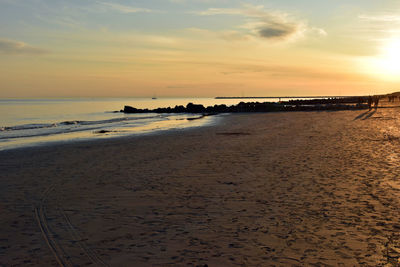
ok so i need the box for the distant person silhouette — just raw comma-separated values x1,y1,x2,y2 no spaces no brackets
374,96,379,110
368,96,373,111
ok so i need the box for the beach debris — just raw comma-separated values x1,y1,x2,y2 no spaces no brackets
216,132,251,136
94,130,114,134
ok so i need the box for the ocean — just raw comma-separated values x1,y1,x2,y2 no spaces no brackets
0,97,283,151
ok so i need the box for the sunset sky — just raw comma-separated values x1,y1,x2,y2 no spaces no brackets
1,0,400,97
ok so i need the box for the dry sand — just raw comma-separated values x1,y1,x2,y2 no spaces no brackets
1,108,400,266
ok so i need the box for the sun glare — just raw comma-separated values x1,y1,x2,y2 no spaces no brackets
368,36,400,80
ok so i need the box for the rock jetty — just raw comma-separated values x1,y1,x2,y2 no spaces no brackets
121,97,369,114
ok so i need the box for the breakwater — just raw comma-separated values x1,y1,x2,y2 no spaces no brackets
122,97,368,114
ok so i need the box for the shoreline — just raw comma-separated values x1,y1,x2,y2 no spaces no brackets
0,112,222,152
2,110,400,265
5,103,400,153
0,120,216,154
3,97,399,152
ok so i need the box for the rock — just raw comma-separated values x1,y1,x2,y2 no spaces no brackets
121,98,369,114
186,103,206,113
173,105,186,113
123,105,138,113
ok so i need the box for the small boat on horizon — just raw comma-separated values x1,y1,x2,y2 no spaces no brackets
152,97,157,100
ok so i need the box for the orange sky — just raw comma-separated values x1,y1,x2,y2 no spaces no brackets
1,1,400,97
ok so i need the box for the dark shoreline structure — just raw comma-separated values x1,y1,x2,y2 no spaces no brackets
122,96,371,114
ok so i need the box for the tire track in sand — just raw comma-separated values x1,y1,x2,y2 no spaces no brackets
34,184,73,267
58,205,109,266
35,182,108,266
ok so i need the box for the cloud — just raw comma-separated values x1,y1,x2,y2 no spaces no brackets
35,14,82,28
241,15,306,41
197,7,243,16
195,4,325,41
0,39,48,55
257,22,298,39
356,13,400,38
97,2,153,13
358,14,400,22
220,30,250,41
219,63,366,81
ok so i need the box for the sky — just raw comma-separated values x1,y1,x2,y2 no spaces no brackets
1,0,400,97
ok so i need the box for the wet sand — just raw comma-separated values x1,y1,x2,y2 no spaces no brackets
1,108,400,266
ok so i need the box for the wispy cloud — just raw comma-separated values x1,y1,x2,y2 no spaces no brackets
195,4,326,41
97,2,154,13
197,7,243,16
0,39,48,55
358,14,400,22
220,30,250,41
35,14,82,28
356,13,400,38
219,63,366,81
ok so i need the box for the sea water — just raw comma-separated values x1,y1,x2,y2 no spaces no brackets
0,97,283,151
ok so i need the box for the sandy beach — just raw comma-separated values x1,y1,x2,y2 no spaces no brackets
1,108,400,266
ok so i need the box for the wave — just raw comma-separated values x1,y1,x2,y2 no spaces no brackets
0,114,171,141
1,123,57,131
0,115,163,132
0,112,209,147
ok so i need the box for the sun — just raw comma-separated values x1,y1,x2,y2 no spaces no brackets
378,37,400,74
368,36,400,80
